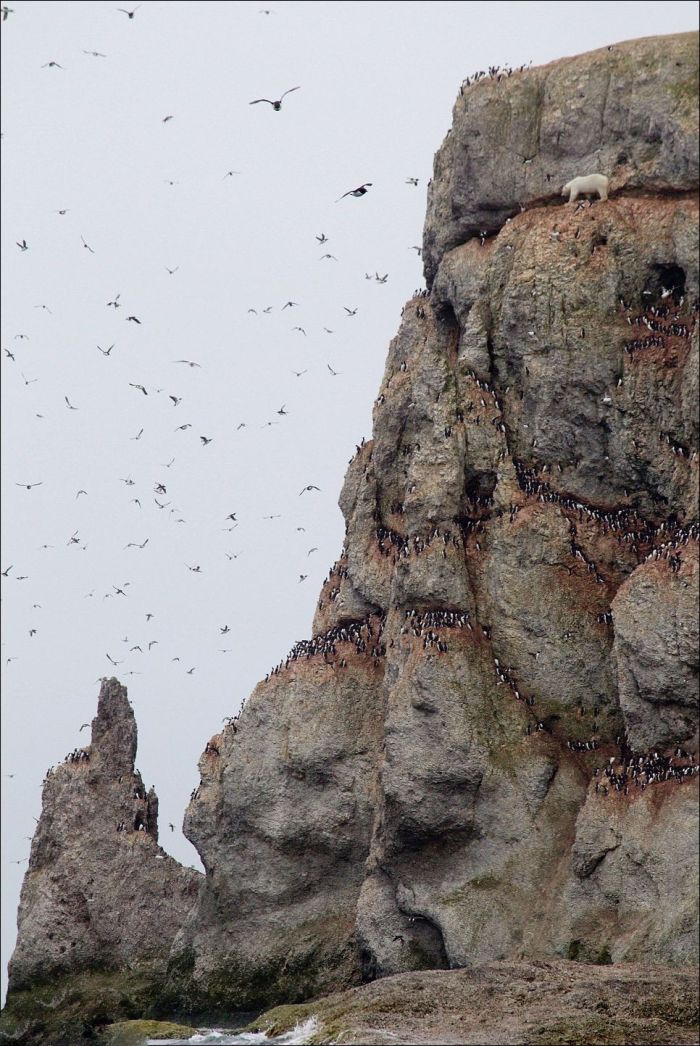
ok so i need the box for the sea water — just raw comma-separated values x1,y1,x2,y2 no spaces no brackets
148,1016,319,1045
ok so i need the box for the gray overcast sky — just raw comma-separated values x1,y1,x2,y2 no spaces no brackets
2,0,698,999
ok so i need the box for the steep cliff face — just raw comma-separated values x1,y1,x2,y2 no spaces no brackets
7,679,201,994
5,31,699,1035
163,31,699,1015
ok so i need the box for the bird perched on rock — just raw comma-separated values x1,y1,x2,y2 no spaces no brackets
336,183,372,202
249,86,300,111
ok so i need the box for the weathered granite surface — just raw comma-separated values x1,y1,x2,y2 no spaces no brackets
3,30,699,1041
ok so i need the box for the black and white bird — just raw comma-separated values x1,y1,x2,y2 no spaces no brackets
299,485,321,495
117,5,141,18
97,344,114,356
16,240,28,251
16,482,43,490
336,183,372,202
249,86,300,111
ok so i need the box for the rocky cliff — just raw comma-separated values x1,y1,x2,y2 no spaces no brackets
160,30,699,1017
4,29,699,1041
2,680,200,1042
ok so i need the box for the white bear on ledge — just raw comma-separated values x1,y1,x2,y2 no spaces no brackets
562,173,609,202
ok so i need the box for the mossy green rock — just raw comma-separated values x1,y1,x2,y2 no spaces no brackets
101,1020,198,1046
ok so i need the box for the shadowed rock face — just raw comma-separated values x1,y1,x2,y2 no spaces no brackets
5,32,698,1032
7,679,201,994
164,31,699,1014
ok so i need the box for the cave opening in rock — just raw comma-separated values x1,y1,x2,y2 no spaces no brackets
643,263,686,303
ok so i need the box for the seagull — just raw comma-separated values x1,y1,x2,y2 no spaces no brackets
76,490,88,498
276,405,287,415
405,177,419,186
175,423,192,431
200,435,213,445
124,538,149,549
83,50,107,57
81,235,95,254
291,370,307,378
307,547,318,555
106,653,122,666
282,301,299,309
126,315,141,324
129,383,148,395
220,625,230,634
298,575,308,583
292,326,306,335
299,485,320,495
409,245,422,256
1,566,12,576
148,640,158,649
117,5,141,18
249,86,300,111
375,273,388,283
42,61,64,69
130,428,144,440
16,240,28,251
21,373,38,385
236,422,247,430
327,364,341,376
174,359,201,367
169,395,181,406
64,396,78,410
79,723,90,732
336,183,372,202
34,304,53,313
319,254,338,261
2,7,14,20
223,170,240,178
162,115,174,123
186,667,196,674
107,294,121,308
4,349,15,361
225,512,237,521
344,307,357,316
165,266,179,275
16,482,42,490
316,233,328,244
97,344,115,356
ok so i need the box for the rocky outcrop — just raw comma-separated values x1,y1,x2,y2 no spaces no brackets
249,959,700,1045
162,31,699,1016
4,30,699,1037
7,679,200,994
422,31,699,283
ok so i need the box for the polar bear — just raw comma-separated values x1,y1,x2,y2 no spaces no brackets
562,173,609,203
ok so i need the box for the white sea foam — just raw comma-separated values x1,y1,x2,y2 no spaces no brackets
148,1015,319,1046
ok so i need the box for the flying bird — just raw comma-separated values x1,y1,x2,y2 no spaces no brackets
83,50,107,57
21,373,38,385
319,254,338,261
316,233,328,244
126,315,141,324
344,307,358,316
42,61,64,69
2,7,14,20
162,115,174,123
16,482,43,490
299,485,320,495
107,294,121,308
4,349,15,361
79,723,90,731
165,266,179,275
291,370,307,378
282,301,299,310
249,86,300,111
327,364,341,376
81,235,95,254
129,383,148,395
117,5,141,17
64,396,78,410
336,183,372,202
200,435,213,445
97,344,114,356
174,359,201,367
405,177,419,186
106,653,122,666
130,428,144,440
16,240,28,251
76,490,88,498
169,395,181,406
